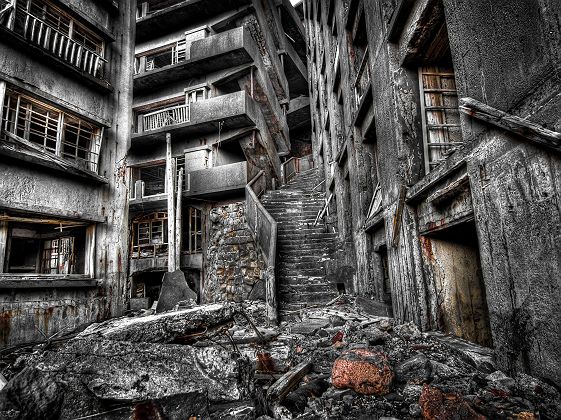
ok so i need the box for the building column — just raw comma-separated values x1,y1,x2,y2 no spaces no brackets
0,221,8,273
166,133,176,272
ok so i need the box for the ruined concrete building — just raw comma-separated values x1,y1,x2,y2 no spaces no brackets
302,0,561,387
0,0,560,392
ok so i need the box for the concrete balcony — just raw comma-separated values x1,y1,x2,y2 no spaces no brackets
134,27,256,92
129,253,203,275
136,0,251,43
129,161,248,210
185,161,247,199
131,91,258,146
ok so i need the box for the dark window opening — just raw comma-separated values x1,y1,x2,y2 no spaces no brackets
5,222,87,275
131,164,166,197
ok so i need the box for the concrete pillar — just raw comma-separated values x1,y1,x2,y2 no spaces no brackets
0,221,7,273
166,133,176,272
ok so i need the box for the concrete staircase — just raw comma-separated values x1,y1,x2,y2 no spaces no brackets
261,168,339,314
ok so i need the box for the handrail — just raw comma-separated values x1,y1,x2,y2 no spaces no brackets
245,171,278,324
280,154,314,185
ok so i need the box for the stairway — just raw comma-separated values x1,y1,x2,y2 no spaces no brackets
261,168,340,314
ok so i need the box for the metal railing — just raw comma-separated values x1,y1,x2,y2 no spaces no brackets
280,154,315,185
245,171,278,324
9,7,107,80
142,103,190,132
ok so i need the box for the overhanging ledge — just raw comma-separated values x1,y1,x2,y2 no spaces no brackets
0,275,100,289
459,97,561,154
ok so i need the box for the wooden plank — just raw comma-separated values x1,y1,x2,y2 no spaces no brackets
459,97,561,153
267,359,312,402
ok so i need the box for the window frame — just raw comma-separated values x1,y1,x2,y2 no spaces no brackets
1,87,103,173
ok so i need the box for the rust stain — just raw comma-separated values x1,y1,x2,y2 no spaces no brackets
256,351,276,373
43,307,55,337
420,236,435,263
0,311,13,347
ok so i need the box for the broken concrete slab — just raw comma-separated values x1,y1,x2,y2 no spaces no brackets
156,270,198,313
79,303,235,343
1,338,250,419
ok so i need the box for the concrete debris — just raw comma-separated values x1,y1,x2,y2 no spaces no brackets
79,302,235,343
155,270,198,313
1,297,560,419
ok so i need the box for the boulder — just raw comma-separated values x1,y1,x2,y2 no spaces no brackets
331,348,394,395
79,303,235,343
395,353,432,384
418,384,485,420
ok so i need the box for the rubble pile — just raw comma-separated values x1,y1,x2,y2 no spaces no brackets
0,297,560,419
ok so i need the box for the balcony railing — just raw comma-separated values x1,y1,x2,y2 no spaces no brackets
4,4,107,80
142,103,190,132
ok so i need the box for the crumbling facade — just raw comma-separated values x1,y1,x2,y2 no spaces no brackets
302,0,561,386
0,0,134,347
127,0,310,314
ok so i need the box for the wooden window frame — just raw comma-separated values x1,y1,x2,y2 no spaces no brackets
1,87,103,173
418,66,463,173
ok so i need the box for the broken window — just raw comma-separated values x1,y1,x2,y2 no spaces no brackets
9,0,106,79
350,8,369,109
134,27,209,74
187,207,202,254
131,212,168,258
419,66,462,172
185,86,210,103
130,163,166,197
2,220,89,275
1,88,103,172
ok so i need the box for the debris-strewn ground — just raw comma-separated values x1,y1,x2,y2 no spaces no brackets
0,297,559,419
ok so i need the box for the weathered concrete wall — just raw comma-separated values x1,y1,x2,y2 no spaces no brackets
203,202,266,303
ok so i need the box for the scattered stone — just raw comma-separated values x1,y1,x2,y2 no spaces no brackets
289,319,329,335
332,348,394,395
395,353,432,384
156,270,197,313
361,327,390,346
393,322,422,340
418,384,485,420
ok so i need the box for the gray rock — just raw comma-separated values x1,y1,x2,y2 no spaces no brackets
355,296,393,317
361,327,390,345
156,270,197,313
393,322,421,340
395,353,432,384
485,371,516,390
289,319,330,335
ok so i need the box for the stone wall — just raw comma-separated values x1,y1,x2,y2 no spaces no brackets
203,202,266,303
